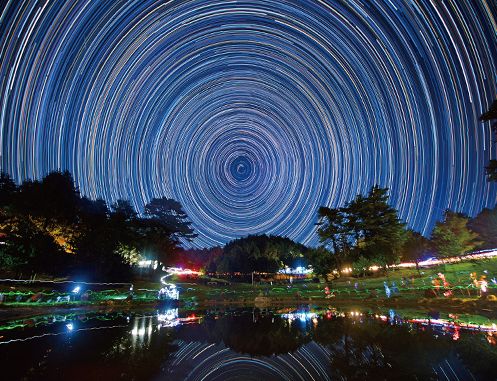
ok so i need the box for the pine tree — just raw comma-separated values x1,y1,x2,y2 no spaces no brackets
431,211,480,258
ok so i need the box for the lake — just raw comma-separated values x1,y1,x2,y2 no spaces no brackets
0,306,496,380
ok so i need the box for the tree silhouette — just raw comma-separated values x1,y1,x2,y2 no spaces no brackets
468,205,497,249
431,210,480,258
314,186,406,277
0,171,197,279
215,234,307,273
401,229,432,273
316,206,350,269
480,100,497,180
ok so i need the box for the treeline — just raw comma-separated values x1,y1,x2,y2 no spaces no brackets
312,186,405,278
1,171,495,281
0,171,195,280
165,186,495,279
217,235,308,273
172,235,308,274
312,185,494,280
306,98,497,279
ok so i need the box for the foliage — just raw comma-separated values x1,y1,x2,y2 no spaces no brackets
316,206,350,268
346,186,406,263
352,256,374,277
143,198,196,242
72,197,132,280
115,244,141,265
307,247,337,281
139,197,197,265
0,171,196,280
0,212,69,274
214,234,307,273
431,210,480,258
480,99,497,181
315,186,406,277
467,205,497,249
400,229,431,264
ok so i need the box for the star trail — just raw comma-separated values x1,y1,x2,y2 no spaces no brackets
0,0,496,247
167,340,332,381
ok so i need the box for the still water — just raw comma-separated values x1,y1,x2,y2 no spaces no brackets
0,307,496,381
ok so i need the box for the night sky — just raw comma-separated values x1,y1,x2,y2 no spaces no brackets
1,0,496,248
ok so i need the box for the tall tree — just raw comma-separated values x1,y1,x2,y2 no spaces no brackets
431,211,480,258
0,172,75,274
74,197,132,280
0,212,68,275
111,199,137,222
316,207,351,269
468,205,497,249
480,100,497,180
140,197,197,264
110,199,141,264
401,229,431,273
316,186,406,275
348,186,406,265
144,198,196,241
16,171,80,253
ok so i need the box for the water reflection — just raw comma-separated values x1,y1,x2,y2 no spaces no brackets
0,307,496,380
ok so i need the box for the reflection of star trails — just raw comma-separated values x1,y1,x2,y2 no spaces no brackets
192,343,215,359
168,341,332,381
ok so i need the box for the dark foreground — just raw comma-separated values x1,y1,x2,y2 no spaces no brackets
0,306,496,381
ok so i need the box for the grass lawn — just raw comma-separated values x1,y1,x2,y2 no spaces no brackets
168,258,497,303
1,258,496,309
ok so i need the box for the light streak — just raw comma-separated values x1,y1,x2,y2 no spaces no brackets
0,1,495,248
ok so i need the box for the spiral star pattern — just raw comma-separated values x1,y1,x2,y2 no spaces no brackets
167,340,332,381
1,0,496,247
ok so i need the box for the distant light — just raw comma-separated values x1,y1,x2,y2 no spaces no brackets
137,259,159,269
278,266,313,275
282,312,317,321
66,323,74,331
72,286,81,294
165,267,203,276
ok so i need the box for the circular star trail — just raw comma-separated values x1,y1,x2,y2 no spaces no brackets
1,0,497,247
168,340,332,381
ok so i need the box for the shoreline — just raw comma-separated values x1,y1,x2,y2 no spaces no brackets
1,296,496,322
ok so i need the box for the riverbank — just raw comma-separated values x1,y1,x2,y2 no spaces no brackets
2,257,496,322
1,293,496,323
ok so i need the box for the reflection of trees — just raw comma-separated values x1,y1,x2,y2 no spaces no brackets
195,314,311,356
16,318,176,380
314,317,452,380
103,322,177,379
456,334,497,380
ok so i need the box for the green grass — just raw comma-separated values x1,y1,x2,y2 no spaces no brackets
167,258,497,302
2,258,496,307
